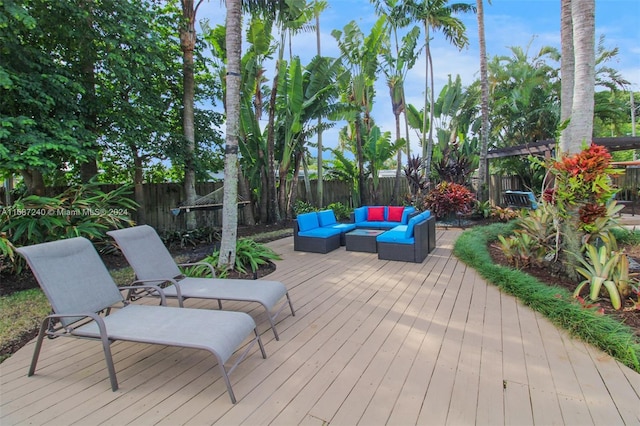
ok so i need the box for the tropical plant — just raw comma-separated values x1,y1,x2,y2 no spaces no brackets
403,155,429,205
423,181,475,219
188,238,282,277
1,183,137,272
326,202,351,221
572,244,622,310
402,0,476,182
374,0,421,203
496,232,541,269
490,205,519,222
332,17,387,206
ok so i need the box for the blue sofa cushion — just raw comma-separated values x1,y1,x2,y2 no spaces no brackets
401,206,416,224
362,221,398,229
376,226,413,245
354,207,367,223
317,209,337,227
330,223,356,232
405,210,431,239
298,227,342,238
297,212,319,232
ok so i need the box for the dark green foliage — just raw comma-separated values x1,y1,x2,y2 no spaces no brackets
1,183,137,272
187,238,282,277
453,223,640,373
160,227,221,250
326,202,351,221
293,200,316,215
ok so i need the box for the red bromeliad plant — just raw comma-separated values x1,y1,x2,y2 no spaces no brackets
545,143,621,231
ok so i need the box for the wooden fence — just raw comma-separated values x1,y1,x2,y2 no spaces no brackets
3,169,639,232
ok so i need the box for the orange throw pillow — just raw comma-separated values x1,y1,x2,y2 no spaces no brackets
387,206,404,222
367,206,385,221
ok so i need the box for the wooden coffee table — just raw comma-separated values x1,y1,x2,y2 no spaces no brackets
345,229,385,253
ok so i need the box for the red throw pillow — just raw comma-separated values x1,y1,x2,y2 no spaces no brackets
387,206,404,222
367,206,385,221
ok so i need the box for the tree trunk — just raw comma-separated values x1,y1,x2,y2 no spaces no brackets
238,167,255,226
132,152,146,225
180,0,199,230
315,6,324,209
20,169,45,196
559,0,575,153
476,0,490,202
265,39,285,224
287,151,303,220
79,0,99,183
392,108,402,205
355,114,366,206
218,0,242,270
566,0,595,154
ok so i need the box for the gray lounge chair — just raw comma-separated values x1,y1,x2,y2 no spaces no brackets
107,225,295,340
17,237,266,404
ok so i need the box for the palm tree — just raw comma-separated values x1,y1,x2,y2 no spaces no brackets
179,0,205,230
374,0,421,204
314,0,327,209
561,0,596,155
404,0,475,184
332,17,386,206
476,0,489,202
264,0,314,224
217,0,243,270
560,0,574,149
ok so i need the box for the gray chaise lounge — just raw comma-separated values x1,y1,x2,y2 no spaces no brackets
17,237,266,404
108,225,295,340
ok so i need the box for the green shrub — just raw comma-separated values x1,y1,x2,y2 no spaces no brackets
185,238,282,278
293,200,315,215
326,202,351,221
1,183,137,272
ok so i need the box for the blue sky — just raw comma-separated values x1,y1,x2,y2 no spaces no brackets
199,0,640,157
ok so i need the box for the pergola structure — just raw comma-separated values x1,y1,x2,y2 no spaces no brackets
486,136,640,159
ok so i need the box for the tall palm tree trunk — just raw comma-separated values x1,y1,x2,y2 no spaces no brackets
218,0,242,269
560,0,574,152
476,0,490,202
180,0,202,230
567,0,595,154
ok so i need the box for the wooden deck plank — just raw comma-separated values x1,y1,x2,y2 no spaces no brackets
517,302,565,425
1,230,639,426
475,274,506,425
446,267,486,425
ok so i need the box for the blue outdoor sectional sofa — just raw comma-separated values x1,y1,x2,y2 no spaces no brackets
293,210,356,253
294,206,436,262
375,210,436,263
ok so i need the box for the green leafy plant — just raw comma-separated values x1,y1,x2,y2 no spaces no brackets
490,205,520,222
423,181,475,219
515,203,559,260
496,232,543,269
1,183,137,272
187,238,282,277
473,200,493,219
293,200,316,215
0,232,16,274
326,202,351,221
572,244,623,310
160,227,220,249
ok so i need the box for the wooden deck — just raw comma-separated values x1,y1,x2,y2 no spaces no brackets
1,229,639,425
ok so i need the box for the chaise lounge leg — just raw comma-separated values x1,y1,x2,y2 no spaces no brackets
28,318,49,377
